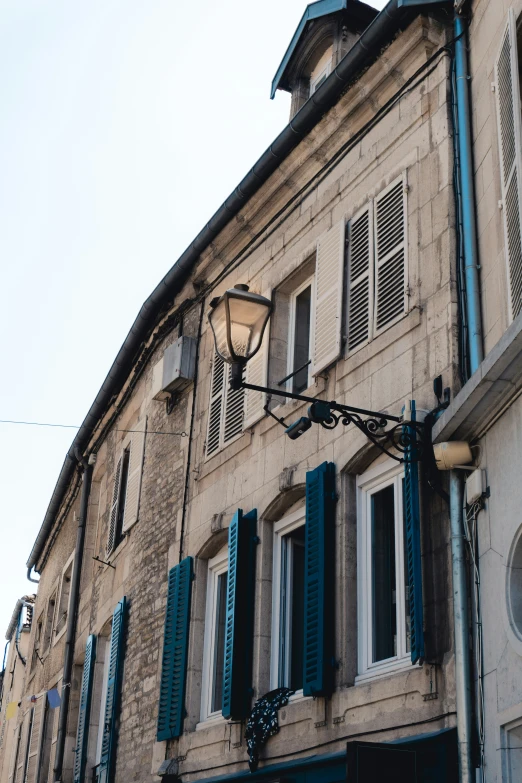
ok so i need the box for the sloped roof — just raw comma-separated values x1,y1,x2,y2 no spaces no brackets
270,0,378,99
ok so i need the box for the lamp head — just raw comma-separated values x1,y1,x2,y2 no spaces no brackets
209,284,272,364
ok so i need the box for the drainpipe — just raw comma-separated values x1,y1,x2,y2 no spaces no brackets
454,12,484,375
449,471,473,783
53,453,95,782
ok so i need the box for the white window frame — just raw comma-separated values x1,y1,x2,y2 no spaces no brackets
356,459,411,682
199,547,229,724
310,60,331,95
286,276,315,393
501,714,522,782
53,550,75,645
270,505,306,697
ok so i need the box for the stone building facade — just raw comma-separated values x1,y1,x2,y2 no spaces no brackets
5,0,522,782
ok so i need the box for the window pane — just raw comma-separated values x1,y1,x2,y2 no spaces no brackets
292,286,311,393
211,572,228,713
371,485,396,662
280,526,305,690
116,448,130,545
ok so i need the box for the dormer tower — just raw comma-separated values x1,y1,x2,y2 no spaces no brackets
271,0,379,119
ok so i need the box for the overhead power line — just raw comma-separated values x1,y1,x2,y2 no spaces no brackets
0,419,187,437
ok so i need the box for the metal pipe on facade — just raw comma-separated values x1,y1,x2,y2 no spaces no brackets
454,13,484,375
53,456,94,783
449,471,473,783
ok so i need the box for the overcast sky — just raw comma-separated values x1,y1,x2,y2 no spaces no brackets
0,0,386,644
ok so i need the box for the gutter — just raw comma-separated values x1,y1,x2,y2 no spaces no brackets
26,0,441,574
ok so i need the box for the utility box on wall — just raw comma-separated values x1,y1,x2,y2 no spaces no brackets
152,336,197,401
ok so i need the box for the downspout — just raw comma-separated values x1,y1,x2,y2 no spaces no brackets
454,11,484,375
27,567,39,584
449,472,473,783
53,453,94,783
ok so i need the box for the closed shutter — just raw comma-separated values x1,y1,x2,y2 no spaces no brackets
16,709,32,783
311,221,345,375
25,699,43,783
8,724,22,783
374,177,407,334
73,635,97,783
244,290,271,430
157,558,193,741
222,509,257,720
106,456,123,557
206,354,225,457
495,10,522,321
122,418,147,533
347,204,373,351
303,462,336,697
98,598,127,783
403,401,424,664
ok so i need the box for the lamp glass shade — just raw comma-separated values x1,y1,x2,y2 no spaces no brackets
209,287,272,363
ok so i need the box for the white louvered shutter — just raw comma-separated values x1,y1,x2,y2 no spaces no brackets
495,10,522,321
374,177,407,334
122,417,147,533
311,220,346,375
106,456,122,557
223,364,245,444
15,711,30,783
244,289,271,429
25,699,43,783
206,353,225,457
347,203,373,351
7,725,21,783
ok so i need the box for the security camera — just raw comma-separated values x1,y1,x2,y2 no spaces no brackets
285,417,312,440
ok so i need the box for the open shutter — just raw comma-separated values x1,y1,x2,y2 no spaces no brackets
206,354,225,457
106,457,123,557
73,635,97,783
403,401,424,664
311,220,345,376
157,558,193,741
244,290,271,429
8,724,22,783
98,598,127,783
223,365,245,444
122,418,147,533
25,699,43,783
17,709,33,783
222,509,257,720
347,203,373,351
374,177,407,334
304,462,336,697
495,10,522,321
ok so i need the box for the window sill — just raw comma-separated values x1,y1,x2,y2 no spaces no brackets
195,714,227,731
355,657,419,684
101,534,128,570
198,431,252,481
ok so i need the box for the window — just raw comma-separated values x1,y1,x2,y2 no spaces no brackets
54,553,74,640
502,718,522,782
357,461,411,679
271,505,306,693
200,548,228,721
37,700,53,783
347,176,407,352
106,418,146,557
287,278,314,394
31,615,43,671
309,46,333,96
42,592,57,654
205,353,245,458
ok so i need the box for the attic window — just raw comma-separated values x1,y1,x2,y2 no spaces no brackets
309,46,333,96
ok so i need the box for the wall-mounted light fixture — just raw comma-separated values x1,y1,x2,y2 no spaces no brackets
209,284,428,462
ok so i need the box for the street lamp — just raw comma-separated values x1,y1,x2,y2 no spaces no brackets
208,284,440,461
209,284,272,389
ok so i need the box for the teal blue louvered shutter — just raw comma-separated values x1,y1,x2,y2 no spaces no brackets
98,597,127,783
73,634,97,783
157,557,193,741
304,462,336,697
403,400,424,664
222,509,257,720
